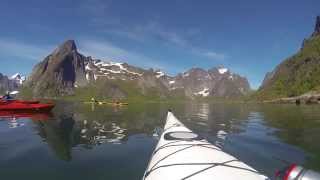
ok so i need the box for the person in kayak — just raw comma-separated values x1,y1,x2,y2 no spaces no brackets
91,97,98,103
1,91,14,101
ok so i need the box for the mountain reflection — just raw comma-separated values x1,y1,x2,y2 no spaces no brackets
34,115,76,161
31,102,167,161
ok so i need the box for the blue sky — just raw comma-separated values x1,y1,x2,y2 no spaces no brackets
0,0,319,89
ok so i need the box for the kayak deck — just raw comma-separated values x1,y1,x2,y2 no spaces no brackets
143,111,269,180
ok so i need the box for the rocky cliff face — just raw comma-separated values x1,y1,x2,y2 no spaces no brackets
25,40,88,97
25,40,251,99
258,16,320,99
312,16,320,37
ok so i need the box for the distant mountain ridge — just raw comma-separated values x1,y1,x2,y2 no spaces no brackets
258,16,320,99
0,73,24,93
23,40,251,99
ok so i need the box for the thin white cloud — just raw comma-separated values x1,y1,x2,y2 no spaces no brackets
201,51,226,61
102,21,227,61
143,22,189,47
78,0,227,61
103,22,189,47
0,38,52,60
78,0,111,17
78,0,119,27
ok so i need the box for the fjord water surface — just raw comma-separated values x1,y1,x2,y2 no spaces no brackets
0,101,319,179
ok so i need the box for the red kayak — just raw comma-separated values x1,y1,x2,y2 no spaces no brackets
0,101,54,112
0,100,40,104
14,100,40,104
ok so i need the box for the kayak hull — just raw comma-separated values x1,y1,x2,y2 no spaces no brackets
0,102,54,112
143,111,269,180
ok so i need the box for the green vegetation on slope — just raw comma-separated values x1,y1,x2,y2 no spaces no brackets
256,35,320,100
20,81,250,103
42,79,186,103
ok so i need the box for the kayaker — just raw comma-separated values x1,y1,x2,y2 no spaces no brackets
91,97,98,103
2,91,13,101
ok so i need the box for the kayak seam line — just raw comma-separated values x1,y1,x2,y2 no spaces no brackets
145,161,236,179
152,140,183,155
182,163,265,179
145,160,242,180
153,143,221,156
163,124,182,132
144,139,183,172
146,145,195,177
181,160,239,180
146,143,226,178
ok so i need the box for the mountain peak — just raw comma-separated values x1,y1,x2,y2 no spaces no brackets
61,39,77,51
312,16,320,37
53,40,77,55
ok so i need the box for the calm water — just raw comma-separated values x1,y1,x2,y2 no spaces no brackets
0,102,320,179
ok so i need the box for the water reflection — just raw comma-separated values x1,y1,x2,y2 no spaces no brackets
0,111,52,121
0,111,52,129
26,102,167,161
259,104,320,171
1,102,319,179
34,115,75,161
8,117,25,128
79,120,127,145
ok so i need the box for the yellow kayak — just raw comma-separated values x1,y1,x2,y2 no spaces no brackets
107,102,129,106
84,101,128,106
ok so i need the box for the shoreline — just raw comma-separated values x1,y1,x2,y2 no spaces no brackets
263,92,320,104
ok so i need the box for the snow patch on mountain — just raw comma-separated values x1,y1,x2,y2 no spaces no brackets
218,68,228,74
10,73,20,80
183,72,189,77
156,71,165,78
194,88,210,97
10,73,26,84
92,60,143,77
85,64,92,71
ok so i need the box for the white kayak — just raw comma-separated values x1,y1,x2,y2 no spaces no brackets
143,110,269,180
